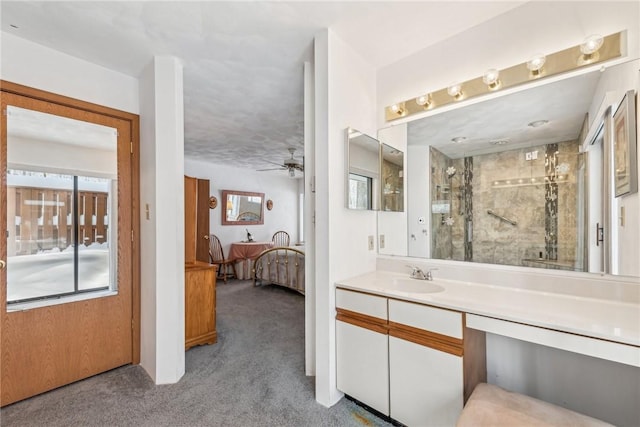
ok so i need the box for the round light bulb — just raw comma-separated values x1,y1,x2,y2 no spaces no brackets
482,69,500,89
581,34,604,55
526,54,546,73
447,84,462,99
416,94,432,107
391,104,400,112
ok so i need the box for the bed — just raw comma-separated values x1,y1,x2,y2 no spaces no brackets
253,246,305,294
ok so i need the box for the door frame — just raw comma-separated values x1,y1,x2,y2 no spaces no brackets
0,80,141,363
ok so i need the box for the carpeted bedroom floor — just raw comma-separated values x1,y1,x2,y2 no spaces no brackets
0,280,392,427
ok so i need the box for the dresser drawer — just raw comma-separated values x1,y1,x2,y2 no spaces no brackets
336,288,387,319
389,299,462,339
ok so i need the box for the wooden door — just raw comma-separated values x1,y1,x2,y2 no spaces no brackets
184,176,210,264
0,86,139,406
196,179,210,263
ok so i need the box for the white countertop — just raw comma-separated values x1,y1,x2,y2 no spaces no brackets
336,270,640,347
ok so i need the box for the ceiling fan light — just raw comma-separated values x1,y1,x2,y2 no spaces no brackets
289,168,295,177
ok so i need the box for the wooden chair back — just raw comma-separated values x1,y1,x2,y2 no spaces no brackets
272,230,290,246
209,234,226,263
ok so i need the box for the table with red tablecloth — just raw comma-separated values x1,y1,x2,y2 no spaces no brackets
228,241,274,279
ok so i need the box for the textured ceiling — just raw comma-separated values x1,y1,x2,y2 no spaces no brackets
408,70,603,158
0,1,524,174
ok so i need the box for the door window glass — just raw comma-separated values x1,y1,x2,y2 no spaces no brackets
6,106,117,304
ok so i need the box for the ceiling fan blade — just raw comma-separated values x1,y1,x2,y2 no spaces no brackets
257,167,286,171
263,160,285,167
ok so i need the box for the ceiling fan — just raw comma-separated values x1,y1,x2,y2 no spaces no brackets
257,147,304,177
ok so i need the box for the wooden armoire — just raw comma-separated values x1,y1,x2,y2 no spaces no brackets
184,175,217,350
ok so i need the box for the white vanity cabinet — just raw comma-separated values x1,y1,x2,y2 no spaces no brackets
336,288,486,426
335,289,390,415
388,300,465,426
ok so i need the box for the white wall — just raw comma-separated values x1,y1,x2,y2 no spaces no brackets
314,28,378,407
183,159,300,253
373,2,640,423
0,32,138,114
406,144,431,258
139,56,185,384
303,60,316,377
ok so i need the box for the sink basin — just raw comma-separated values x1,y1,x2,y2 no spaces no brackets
386,279,445,294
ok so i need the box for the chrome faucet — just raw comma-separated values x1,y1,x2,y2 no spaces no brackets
408,266,437,281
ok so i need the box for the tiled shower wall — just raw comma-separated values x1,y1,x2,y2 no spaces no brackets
431,141,580,269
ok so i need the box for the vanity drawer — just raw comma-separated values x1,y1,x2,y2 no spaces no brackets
336,288,387,319
389,299,462,339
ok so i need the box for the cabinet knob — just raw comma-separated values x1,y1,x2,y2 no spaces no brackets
203,235,209,240
0,260,5,270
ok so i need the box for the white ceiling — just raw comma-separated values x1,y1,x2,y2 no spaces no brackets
0,1,525,173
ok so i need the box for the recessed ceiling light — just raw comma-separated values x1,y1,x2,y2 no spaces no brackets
528,119,549,128
491,140,509,145
451,136,467,143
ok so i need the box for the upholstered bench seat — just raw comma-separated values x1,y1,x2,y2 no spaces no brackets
456,383,613,427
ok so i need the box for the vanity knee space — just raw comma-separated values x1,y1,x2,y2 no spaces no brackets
335,288,486,426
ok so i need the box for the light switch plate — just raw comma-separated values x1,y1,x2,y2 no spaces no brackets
379,234,385,249
368,235,374,250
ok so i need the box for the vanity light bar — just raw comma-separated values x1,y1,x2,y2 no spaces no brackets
385,31,624,122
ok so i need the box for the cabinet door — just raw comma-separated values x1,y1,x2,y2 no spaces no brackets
390,336,463,426
185,265,217,349
337,320,389,416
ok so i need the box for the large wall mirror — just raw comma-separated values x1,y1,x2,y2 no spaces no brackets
221,190,264,225
383,58,639,277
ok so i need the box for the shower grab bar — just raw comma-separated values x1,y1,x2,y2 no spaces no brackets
487,210,517,226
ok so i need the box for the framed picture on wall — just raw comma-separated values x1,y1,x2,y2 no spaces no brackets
613,90,638,197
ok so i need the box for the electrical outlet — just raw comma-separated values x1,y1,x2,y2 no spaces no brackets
525,152,532,161
368,235,374,251
531,150,538,160
379,234,385,249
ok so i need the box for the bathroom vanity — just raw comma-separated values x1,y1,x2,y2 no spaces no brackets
335,270,640,426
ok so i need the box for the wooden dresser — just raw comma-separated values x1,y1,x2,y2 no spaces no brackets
184,176,217,350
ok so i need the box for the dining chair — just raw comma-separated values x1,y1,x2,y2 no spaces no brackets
209,234,237,282
272,230,290,246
